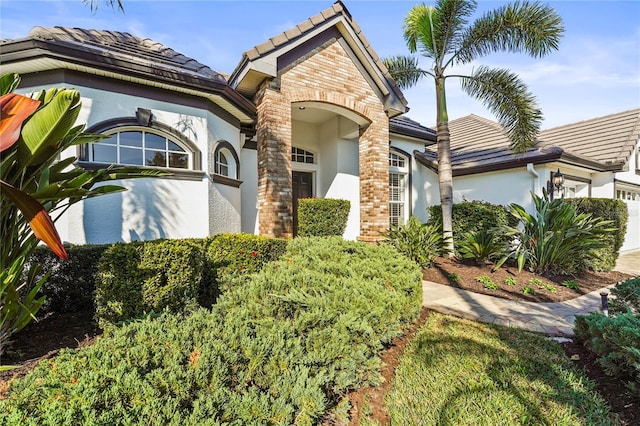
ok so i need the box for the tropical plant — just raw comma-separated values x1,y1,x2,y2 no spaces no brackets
384,0,564,254
0,73,160,357
496,190,614,274
457,228,505,264
380,215,449,268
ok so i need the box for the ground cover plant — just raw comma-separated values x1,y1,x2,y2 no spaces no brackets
385,313,616,425
0,237,422,425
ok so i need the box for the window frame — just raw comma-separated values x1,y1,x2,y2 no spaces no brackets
211,140,241,187
389,148,411,227
79,117,204,181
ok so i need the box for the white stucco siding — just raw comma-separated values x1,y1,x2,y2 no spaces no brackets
16,82,250,243
62,177,209,244
454,169,536,213
209,183,241,235
240,147,259,234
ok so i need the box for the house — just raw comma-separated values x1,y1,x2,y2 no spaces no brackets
0,1,435,244
1,1,638,252
415,110,640,251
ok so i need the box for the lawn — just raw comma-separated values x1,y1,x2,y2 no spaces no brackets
383,313,616,426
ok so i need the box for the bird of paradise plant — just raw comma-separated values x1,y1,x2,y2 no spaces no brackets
0,73,163,362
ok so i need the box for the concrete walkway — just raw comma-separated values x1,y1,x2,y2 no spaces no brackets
422,250,639,337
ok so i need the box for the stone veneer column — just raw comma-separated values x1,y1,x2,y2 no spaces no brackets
255,81,293,238
358,119,389,242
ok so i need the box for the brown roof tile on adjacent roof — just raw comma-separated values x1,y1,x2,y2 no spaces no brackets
538,108,640,166
415,111,639,175
390,116,436,142
26,26,228,83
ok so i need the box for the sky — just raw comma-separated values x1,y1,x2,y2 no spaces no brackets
1,0,639,129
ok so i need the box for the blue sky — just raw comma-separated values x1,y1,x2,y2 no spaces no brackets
1,0,639,129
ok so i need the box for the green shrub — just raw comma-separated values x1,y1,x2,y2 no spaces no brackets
496,191,613,274
476,275,499,290
458,228,506,264
609,276,640,315
0,237,422,425
297,198,350,237
566,198,628,271
26,244,110,314
95,239,205,326
574,312,640,393
203,233,288,300
427,200,517,252
380,216,448,268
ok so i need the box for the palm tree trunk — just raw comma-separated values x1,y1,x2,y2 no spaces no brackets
435,76,455,256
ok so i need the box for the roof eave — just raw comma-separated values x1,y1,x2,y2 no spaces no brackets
1,38,257,122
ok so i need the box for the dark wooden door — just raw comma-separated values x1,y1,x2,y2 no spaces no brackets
292,171,313,236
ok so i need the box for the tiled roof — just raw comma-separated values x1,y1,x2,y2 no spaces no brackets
538,108,640,166
414,111,639,175
26,26,227,83
390,115,436,143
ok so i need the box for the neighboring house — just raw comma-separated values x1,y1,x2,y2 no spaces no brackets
415,110,640,251
1,1,638,252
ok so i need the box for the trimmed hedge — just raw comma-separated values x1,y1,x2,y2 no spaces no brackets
427,200,517,252
94,235,288,326
0,237,423,425
95,239,205,327
25,244,109,314
297,198,350,237
565,198,628,271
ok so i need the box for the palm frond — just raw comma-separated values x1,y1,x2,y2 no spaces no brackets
382,55,426,89
460,66,542,153
434,0,477,60
455,1,564,64
403,3,438,58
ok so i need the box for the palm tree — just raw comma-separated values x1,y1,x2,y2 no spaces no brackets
384,0,563,254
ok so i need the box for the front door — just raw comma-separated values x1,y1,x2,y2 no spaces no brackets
292,171,313,236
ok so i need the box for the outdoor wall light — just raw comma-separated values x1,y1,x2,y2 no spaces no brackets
547,168,565,200
298,106,306,110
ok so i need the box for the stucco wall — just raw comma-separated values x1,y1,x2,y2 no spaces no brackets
16,83,242,244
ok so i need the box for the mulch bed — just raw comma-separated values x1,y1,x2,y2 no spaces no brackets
422,256,633,303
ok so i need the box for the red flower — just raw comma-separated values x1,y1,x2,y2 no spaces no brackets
251,251,257,258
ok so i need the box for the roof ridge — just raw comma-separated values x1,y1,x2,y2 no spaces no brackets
541,108,640,133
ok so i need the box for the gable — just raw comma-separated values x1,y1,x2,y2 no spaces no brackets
229,1,407,116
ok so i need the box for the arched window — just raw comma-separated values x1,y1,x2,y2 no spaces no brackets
87,129,190,169
389,149,411,227
291,147,315,164
211,141,240,186
82,117,201,173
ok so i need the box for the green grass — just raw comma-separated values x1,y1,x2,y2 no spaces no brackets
386,314,616,426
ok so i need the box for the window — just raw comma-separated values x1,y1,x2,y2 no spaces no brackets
292,147,315,164
389,150,410,227
211,141,240,182
87,129,190,169
215,150,229,176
